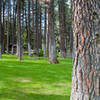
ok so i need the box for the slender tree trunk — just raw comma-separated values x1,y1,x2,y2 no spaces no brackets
70,0,99,100
0,1,2,59
7,1,10,54
44,4,47,57
47,11,49,57
32,0,35,55
39,6,42,51
27,0,31,56
59,0,66,58
17,0,23,60
32,0,37,56
12,1,16,54
35,0,39,56
2,2,5,53
21,4,25,56
48,0,59,64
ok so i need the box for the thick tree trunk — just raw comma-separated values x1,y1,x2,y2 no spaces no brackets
59,0,66,58
48,0,59,64
70,0,99,100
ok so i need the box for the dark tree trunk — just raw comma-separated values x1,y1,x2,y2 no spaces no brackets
17,0,23,60
35,0,39,56
7,1,10,54
0,1,2,59
12,1,16,54
32,0,35,55
27,0,31,56
59,0,66,58
39,6,42,50
2,2,5,53
48,0,59,64
44,4,47,57
47,11,49,57
21,4,25,56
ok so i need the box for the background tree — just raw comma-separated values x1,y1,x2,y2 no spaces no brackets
0,0,2,59
48,0,59,64
59,0,66,58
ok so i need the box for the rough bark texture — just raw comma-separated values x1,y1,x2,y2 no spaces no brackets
70,0,100,100
59,0,66,58
48,0,59,64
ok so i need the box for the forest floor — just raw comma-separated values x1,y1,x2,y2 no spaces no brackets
0,55,72,100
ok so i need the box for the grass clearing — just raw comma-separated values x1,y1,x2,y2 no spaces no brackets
0,54,72,100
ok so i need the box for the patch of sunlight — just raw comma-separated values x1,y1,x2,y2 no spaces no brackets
12,78,32,83
1,99,15,100
0,81,5,89
19,82,71,96
53,82,71,87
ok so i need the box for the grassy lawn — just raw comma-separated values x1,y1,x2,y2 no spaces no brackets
0,55,72,100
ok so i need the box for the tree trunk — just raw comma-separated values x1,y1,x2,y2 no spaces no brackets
70,0,99,100
32,0,35,55
39,6,42,51
47,12,49,57
12,1,16,54
27,0,31,56
2,2,5,53
34,0,39,56
17,0,23,60
7,1,10,54
59,0,66,58
48,0,59,64
44,3,47,57
0,1,2,59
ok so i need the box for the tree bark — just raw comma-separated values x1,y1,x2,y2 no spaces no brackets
27,0,31,56
59,0,66,58
70,0,99,100
48,0,59,64
17,0,23,60
7,1,10,54
2,2,5,53
44,3,47,57
12,1,16,54
0,1,2,59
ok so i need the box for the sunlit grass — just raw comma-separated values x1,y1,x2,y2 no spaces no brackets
0,54,72,100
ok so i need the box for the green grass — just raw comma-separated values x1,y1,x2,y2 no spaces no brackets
0,54,72,100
